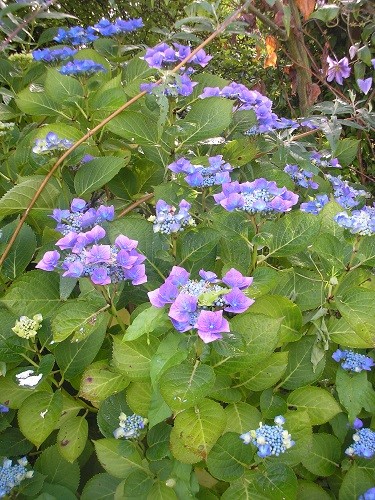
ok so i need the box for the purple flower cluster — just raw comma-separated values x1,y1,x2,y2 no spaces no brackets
346,427,375,459
113,412,147,439
168,155,233,188
359,487,375,500
332,349,375,372
93,18,143,36
144,43,211,69
148,267,254,343
326,56,351,85
36,199,147,286
0,404,8,413
32,47,77,63
32,132,73,154
310,151,341,169
334,205,375,235
300,194,329,215
214,179,299,215
59,59,106,76
284,164,319,189
140,72,197,97
326,175,368,209
54,26,98,45
149,199,195,234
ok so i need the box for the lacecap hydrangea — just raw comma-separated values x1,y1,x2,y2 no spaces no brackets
113,412,147,440
334,205,375,236
148,266,254,343
332,349,375,372
359,487,375,500
32,47,77,63
168,155,233,188
300,194,329,215
0,457,33,498
284,164,319,189
346,426,375,459
32,132,73,154
148,199,195,234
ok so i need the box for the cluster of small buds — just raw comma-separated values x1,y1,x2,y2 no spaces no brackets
54,26,99,45
0,404,9,413
346,426,375,459
334,205,375,236
214,179,299,215
59,60,106,76
8,53,33,65
310,151,341,169
284,164,319,189
332,349,375,372
148,266,254,343
140,72,197,98
359,487,375,500
144,43,211,70
93,17,143,36
168,155,233,188
326,175,368,209
300,194,329,215
36,199,147,286
240,416,295,458
12,314,43,340
113,412,147,439
0,121,15,137
32,47,78,63
149,199,195,234
0,457,33,498
32,132,73,154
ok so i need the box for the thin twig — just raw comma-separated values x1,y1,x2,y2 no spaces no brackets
118,193,154,218
0,0,252,267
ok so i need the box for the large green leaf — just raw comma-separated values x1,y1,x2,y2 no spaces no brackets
79,361,130,404
93,438,145,478
223,402,262,434
34,445,80,493
18,391,63,447
328,317,375,348
149,332,188,388
336,287,375,343
124,305,170,342
97,391,132,438
57,416,88,463
176,227,220,275
235,352,288,391
335,369,372,422
287,387,341,425
105,110,159,145
16,87,68,117
146,422,171,461
339,463,373,500
302,433,341,477
0,221,37,280
74,156,129,197
81,473,122,500
112,334,160,380
355,236,375,267
0,368,52,409
255,462,298,500
44,68,84,104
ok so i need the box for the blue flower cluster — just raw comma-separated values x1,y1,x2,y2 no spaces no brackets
54,26,98,45
168,155,233,188
326,175,368,209
93,17,143,36
32,132,73,154
36,198,147,286
0,404,8,413
0,457,33,498
300,194,329,215
334,205,375,235
59,60,106,76
214,179,299,215
144,43,211,70
310,151,341,169
284,164,319,189
140,72,197,97
149,199,195,234
332,349,375,372
113,412,147,439
346,427,375,458
149,267,254,343
240,415,295,458
32,47,77,63
359,487,375,500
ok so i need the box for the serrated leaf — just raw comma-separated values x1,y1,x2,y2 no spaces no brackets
287,386,341,425
16,88,67,117
147,481,177,500
124,305,169,342
0,368,52,409
0,428,33,456
126,380,152,415
93,438,145,478
0,222,37,280
356,236,375,267
336,288,375,344
336,369,370,422
74,157,128,197
18,391,63,448
339,463,373,500
235,352,288,391
297,480,331,499
328,317,375,348
44,68,84,104
106,110,159,145
115,470,153,499
34,445,80,492
176,228,220,275
260,389,288,419
159,362,216,411
57,416,88,462
302,433,341,476
79,361,130,405
334,138,360,167
255,462,298,500
81,473,122,500
97,391,132,438
112,334,159,380
149,332,188,388
146,422,171,461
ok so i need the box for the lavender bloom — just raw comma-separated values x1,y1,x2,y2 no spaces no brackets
284,164,319,189
113,412,147,440
54,26,98,45
326,56,351,85
240,416,294,458
334,206,375,235
168,155,233,188
62,261,84,278
346,427,375,458
332,349,375,372
357,77,372,95
148,266,254,343
353,418,364,430
32,132,73,154
0,404,9,413
93,17,143,36
59,59,106,76
32,47,77,63
141,72,197,98
35,250,60,271
359,487,375,500
310,151,341,169
149,199,195,234
214,179,298,215
300,194,329,215
327,175,368,209
144,43,211,70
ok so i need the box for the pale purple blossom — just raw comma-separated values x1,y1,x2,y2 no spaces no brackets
326,56,351,85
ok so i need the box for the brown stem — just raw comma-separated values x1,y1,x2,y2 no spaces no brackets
118,193,154,218
0,0,252,268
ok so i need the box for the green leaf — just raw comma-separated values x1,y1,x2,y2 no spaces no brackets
336,287,375,343
224,402,262,434
339,463,373,500
335,369,370,422
147,481,177,500
44,68,84,104
106,110,159,145
312,232,352,270
93,438,144,478
334,138,360,167
302,433,341,477
81,473,122,500
287,387,341,425
149,332,188,388
74,157,128,197
255,462,298,500
112,334,160,380
0,176,60,222
171,399,227,463
18,391,63,448
0,368,52,409
297,480,331,499
207,432,254,482
235,352,288,391
260,389,288,419
115,470,153,499
210,373,242,403
146,422,171,461
16,88,67,117
97,391,132,438
280,410,313,466
79,361,130,404
0,221,37,280
126,380,152,415
57,416,88,462
52,301,109,342
328,317,374,348
256,211,321,258
310,5,340,22
124,305,169,342
281,336,326,390
0,428,33,457
176,228,220,275
159,362,216,411
34,445,80,493
177,97,234,145
356,236,375,267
